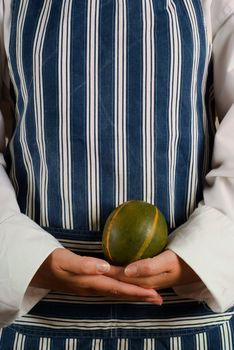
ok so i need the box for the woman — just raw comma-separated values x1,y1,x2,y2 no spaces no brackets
0,0,234,348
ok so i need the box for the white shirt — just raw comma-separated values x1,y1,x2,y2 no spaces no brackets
0,0,234,328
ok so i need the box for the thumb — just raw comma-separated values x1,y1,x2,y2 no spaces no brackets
55,248,111,275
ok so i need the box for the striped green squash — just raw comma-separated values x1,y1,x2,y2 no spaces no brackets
102,200,168,266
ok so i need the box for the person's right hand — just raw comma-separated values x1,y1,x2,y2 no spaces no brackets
30,248,163,304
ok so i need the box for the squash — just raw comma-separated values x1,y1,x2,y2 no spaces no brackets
102,200,168,266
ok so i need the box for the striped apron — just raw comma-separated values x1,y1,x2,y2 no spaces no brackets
1,0,234,349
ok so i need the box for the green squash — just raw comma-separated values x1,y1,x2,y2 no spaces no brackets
102,200,168,266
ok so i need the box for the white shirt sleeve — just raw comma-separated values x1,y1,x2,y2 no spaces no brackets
0,133,63,328
0,2,63,329
167,5,234,313
0,130,63,328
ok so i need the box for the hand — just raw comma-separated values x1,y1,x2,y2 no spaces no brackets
30,248,162,304
106,250,200,290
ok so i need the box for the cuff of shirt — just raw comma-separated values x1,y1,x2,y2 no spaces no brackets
167,204,234,313
0,213,62,327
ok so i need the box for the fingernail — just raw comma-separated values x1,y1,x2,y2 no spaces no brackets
145,297,163,306
125,265,138,276
96,263,110,272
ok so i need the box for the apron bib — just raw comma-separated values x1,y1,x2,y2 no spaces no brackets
1,0,233,349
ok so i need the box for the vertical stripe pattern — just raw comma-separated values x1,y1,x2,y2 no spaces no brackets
2,0,233,339
58,0,74,229
86,0,100,231
117,338,129,350
33,0,52,226
1,318,234,349
13,332,26,350
142,0,155,204
195,332,208,350
65,338,78,350
91,339,103,350
39,337,51,350
5,11,223,349
14,0,35,219
8,0,214,231
143,338,155,350
166,0,182,227
170,336,182,350
220,321,233,350
114,0,127,207
183,0,201,218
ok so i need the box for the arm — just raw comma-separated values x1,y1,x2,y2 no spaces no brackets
106,4,234,313
0,3,64,327
0,114,64,327
167,8,234,313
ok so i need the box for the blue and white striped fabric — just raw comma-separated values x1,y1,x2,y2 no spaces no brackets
1,322,234,350
1,0,233,349
6,0,215,230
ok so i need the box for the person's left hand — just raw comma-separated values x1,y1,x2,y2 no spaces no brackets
105,250,200,291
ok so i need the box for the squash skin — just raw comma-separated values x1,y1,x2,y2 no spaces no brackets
102,200,168,266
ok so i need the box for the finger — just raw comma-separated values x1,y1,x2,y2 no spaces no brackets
124,250,174,277
104,265,125,277
126,272,175,290
144,296,164,305
67,274,163,303
107,268,171,289
94,276,163,304
55,249,111,275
